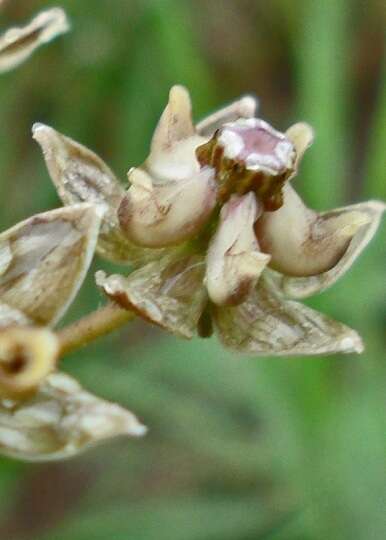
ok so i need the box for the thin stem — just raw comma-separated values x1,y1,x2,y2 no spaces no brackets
58,302,136,357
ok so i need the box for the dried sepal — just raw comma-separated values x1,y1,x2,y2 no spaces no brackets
274,200,386,298
96,254,208,338
0,327,58,398
0,372,146,461
0,204,101,326
205,193,270,306
213,275,363,356
0,8,69,73
119,167,217,248
33,123,166,266
196,95,258,136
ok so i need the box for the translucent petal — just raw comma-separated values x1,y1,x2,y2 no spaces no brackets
0,204,101,326
213,275,363,356
0,372,146,461
0,8,69,73
285,122,314,174
96,253,207,338
273,200,385,298
33,123,167,265
206,193,270,306
196,95,258,136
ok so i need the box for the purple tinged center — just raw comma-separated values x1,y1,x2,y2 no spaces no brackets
217,118,295,174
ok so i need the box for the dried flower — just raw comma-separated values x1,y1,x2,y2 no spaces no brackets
0,204,102,327
0,8,69,73
0,372,146,461
35,85,384,355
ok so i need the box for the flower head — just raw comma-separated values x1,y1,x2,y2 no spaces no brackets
35,85,385,356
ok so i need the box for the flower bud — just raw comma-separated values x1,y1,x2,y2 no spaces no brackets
205,193,270,306
196,118,296,210
0,327,58,398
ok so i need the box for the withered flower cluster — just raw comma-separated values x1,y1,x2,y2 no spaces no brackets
0,9,384,462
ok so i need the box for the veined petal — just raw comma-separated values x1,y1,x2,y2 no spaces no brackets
0,8,69,73
0,204,101,327
274,200,386,298
0,372,146,461
118,167,217,248
33,123,166,265
256,185,380,279
206,193,270,306
196,95,258,136
96,254,207,339
0,327,58,398
213,275,363,356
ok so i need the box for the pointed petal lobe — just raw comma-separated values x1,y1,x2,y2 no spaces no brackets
196,95,258,136
0,372,146,461
0,204,101,326
213,275,364,356
33,123,166,265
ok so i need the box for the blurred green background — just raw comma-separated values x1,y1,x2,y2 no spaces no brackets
0,1,385,539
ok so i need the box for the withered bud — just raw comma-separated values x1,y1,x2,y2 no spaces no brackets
196,118,296,210
0,327,58,398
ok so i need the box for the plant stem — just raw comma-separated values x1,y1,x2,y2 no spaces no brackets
57,302,136,357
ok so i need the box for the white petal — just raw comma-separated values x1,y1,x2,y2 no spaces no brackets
206,193,270,305
0,204,101,326
196,95,258,136
96,253,207,339
213,275,364,356
0,8,69,73
0,372,146,461
119,167,217,248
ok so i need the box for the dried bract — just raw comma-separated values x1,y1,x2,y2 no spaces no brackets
0,8,69,73
0,204,101,327
0,372,146,461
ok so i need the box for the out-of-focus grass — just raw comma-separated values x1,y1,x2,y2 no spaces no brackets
0,1,385,540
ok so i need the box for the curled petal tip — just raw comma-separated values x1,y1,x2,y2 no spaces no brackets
285,122,314,168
